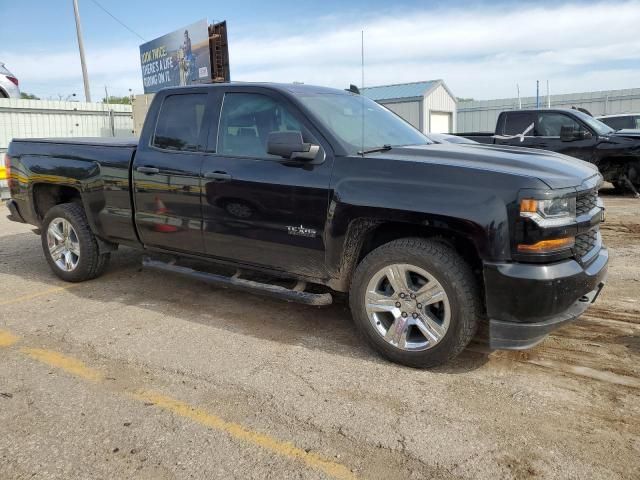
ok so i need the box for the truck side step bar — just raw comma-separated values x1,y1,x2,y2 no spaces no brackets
142,258,333,306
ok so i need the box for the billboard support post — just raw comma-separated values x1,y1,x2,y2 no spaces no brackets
208,21,230,83
72,0,92,102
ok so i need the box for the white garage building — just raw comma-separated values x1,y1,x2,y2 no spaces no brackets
362,79,457,134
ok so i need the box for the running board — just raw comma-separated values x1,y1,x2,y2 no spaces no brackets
142,258,333,306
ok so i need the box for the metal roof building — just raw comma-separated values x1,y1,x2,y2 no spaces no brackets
362,79,457,133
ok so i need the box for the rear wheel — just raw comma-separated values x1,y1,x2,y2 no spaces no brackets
349,238,481,368
41,203,110,282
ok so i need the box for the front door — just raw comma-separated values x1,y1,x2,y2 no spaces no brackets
132,92,212,253
533,111,597,161
200,90,333,279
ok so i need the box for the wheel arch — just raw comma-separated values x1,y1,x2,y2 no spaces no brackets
31,183,117,254
597,155,640,185
327,217,486,293
32,183,82,221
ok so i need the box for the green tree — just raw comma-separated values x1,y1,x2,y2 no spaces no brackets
102,95,132,105
20,92,40,100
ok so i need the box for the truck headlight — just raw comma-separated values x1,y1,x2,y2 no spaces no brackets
520,197,576,227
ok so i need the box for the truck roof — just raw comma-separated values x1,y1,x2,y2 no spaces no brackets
160,82,351,96
500,108,585,115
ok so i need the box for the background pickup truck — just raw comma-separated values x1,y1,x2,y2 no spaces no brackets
5,83,608,367
458,108,640,195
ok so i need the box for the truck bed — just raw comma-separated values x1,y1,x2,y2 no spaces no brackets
8,137,139,245
14,137,139,148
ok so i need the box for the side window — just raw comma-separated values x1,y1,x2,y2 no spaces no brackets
536,113,582,137
153,94,207,152
503,112,535,135
602,116,633,130
599,117,621,130
217,93,312,158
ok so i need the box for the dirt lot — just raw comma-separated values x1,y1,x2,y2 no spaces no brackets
0,189,638,480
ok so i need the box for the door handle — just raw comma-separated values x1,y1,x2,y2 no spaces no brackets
204,171,232,181
136,166,160,174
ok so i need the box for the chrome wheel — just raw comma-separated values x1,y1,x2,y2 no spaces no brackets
46,218,80,272
365,264,451,351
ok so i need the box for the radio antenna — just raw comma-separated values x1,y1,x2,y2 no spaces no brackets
361,30,365,156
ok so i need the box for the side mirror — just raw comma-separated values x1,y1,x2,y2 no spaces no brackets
560,126,592,142
267,131,319,161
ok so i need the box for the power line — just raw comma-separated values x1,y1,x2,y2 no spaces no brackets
90,0,146,42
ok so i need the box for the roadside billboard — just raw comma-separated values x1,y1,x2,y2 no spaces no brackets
139,19,212,94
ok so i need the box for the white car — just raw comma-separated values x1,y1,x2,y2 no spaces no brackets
0,62,20,98
596,113,640,131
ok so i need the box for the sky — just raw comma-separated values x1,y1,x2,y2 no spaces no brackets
0,0,639,101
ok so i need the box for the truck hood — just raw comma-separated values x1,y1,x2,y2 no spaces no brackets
380,143,599,189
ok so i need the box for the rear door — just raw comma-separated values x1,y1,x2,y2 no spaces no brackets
495,111,536,148
199,88,334,278
132,92,213,253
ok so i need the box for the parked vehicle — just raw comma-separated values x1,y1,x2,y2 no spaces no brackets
0,62,20,98
597,113,640,131
458,108,640,195
5,83,608,367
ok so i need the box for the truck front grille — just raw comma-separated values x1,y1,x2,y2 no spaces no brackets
574,186,602,262
576,190,597,216
574,230,599,260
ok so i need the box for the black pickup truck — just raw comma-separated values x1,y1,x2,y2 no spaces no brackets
5,83,608,367
459,108,640,195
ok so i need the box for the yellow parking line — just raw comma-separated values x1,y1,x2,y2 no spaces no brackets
0,329,19,347
21,347,103,382
0,284,80,307
0,325,356,480
133,391,358,480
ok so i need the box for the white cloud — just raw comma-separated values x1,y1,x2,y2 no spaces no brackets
0,46,142,99
2,1,639,100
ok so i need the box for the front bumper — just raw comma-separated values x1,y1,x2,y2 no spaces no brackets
484,248,608,349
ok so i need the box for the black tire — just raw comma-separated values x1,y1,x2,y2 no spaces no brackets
41,203,110,282
349,238,481,368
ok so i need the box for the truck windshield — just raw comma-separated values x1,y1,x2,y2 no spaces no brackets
296,93,432,154
572,110,615,136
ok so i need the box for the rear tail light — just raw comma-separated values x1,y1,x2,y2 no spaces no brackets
7,76,18,87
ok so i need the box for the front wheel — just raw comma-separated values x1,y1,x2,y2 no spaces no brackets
41,203,110,282
349,238,481,368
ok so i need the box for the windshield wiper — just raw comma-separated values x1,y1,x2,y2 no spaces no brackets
358,144,392,155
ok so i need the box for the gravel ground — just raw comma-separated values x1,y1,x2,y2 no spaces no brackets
0,189,638,479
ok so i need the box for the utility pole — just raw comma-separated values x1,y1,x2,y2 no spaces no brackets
536,80,540,109
72,0,91,102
